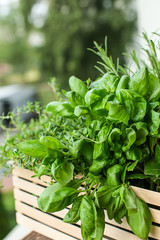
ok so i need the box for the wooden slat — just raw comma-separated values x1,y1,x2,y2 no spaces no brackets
15,200,82,239
16,212,79,240
12,176,45,196
14,185,160,239
13,167,160,240
132,186,160,207
12,166,51,186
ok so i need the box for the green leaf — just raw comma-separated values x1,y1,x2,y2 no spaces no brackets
38,183,78,212
107,102,129,125
127,173,150,179
126,146,142,161
106,164,123,186
37,165,50,179
155,144,160,163
97,125,111,142
69,139,84,158
69,76,88,97
108,128,121,148
59,102,74,117
80,142,93,167
131,122,148,146
145,160,160,175
127,160,138,171
40,136,65,149
116,75,129,91
74,105,89,117
117,89,147,122
122,128,136,152
80,195,97,238
89,159,107,176
129,67,149,98
93,142,106,160
63,196,83,223
18,140,47,158
46,101,63,115
51,160,74,185
94,208,105,240
121,185,137,216
65,91,84,106
85,88,107,108
149,110,160,135
127,198,152,240
91,72,119,93
96,185,119,208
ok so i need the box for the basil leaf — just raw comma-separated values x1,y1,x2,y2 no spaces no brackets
96,185,118,208
46,101,63,115
149,110,160,135
145,160,160,175
38,183,79,212
129,67,149,98
74,105,89,117
69,76,88,98
40,136,65,149
121,185,137,216
89,159,107,176
18,140,47,158
80,195,97,238
106,164,123,186
37,165,50,179
63,196,83,223
131,122,148,146
116,75,129,91
107,102,129,125
127,198,152,240
117,89,147,121
122,128,136,152
155,144,160,163
65,91,84,106
51,160,74,185
91,72,119,93
69,139,84,158
126,146,142,161
94,208,105,240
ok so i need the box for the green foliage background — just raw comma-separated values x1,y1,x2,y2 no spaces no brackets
0,0,137,89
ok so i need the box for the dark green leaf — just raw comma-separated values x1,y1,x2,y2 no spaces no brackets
127,198,152,240
122,128,136,152
51,160,74,185
40,136,65,149
107,102,129,125
63,196,83,223
18,140,47,158
145,160,160,175
80,195,97,238
121,185,137,216
38,183,79,212
117,89,147,121
155,144,160,162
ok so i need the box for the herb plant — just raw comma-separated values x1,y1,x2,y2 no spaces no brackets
1,32,160,240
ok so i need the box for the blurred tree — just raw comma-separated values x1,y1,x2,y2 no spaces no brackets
0,0,137,88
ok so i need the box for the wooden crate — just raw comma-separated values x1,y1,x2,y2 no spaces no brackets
12,166,160,240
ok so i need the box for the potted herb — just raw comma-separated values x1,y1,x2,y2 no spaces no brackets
1,32,160,240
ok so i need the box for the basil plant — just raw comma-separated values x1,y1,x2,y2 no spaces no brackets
17,33,160,240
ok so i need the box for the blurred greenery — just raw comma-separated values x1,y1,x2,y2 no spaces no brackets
0,0,137,91
0,190,16,239
0,0,137,236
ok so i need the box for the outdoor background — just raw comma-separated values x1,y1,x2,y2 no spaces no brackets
0,0,159,239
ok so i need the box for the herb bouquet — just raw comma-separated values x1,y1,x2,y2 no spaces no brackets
2,33,160,240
